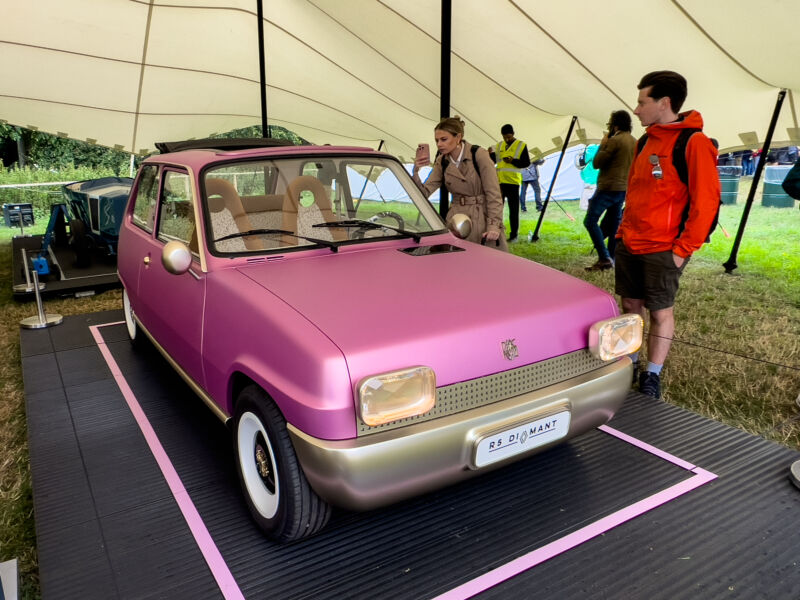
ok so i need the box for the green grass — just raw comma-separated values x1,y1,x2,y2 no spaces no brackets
0,177,798,597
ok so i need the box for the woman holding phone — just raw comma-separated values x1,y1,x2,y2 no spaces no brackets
412,116,507,251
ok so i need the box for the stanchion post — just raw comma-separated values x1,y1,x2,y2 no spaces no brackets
20,270,63,329
21,248,31,289
13,248,45,294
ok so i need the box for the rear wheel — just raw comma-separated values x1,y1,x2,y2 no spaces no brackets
122,288,145,347
233,385,331,541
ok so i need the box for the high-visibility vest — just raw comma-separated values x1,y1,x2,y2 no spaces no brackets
493,139,526,185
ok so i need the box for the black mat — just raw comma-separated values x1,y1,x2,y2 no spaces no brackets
22,312,800,599
11,235,119,300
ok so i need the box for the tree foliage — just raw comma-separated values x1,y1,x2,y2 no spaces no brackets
0,125,131,174
0,123,307,173
211,124,309,145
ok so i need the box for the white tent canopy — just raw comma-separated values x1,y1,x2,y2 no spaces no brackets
2,0,798,160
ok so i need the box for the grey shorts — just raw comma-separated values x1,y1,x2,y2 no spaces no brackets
614,241,689,311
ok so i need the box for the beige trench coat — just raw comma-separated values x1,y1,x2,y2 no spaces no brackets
413,141,508,252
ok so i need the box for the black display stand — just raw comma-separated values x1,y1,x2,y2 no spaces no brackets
21,311,800,599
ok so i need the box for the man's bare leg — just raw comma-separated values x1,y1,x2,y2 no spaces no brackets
647,307,674,365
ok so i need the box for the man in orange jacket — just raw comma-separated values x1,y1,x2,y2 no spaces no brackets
615,71,720,399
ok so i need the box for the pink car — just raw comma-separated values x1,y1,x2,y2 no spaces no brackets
118,139,641,542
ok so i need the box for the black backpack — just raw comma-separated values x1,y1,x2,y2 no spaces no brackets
635,128,721,242
438,145,481,218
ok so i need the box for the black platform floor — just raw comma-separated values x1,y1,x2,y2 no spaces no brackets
22,311,800,599
11,235,119,300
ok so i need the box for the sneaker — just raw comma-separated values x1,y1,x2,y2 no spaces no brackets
507,235,518,242
638,371,661,399
584,259,614,272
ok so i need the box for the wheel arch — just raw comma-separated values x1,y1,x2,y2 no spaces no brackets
229,371,281,420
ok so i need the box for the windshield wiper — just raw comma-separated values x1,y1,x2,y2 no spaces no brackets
312,219,421,243
213,228,339,252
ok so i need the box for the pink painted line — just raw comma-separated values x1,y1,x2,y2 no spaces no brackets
598,424,697,470
90,324,245,600
431,427,718,600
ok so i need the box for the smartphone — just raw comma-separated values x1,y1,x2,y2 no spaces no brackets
416,143,430,166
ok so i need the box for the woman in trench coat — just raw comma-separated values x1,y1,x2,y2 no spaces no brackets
412,116,508,252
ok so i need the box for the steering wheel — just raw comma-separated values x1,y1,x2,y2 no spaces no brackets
368,211,405,230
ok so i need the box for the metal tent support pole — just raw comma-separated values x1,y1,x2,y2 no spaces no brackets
530,116,578,242
439,0,451,120
723,89,786,274
20,270,62,329
257,0,270,138
438,0,452,219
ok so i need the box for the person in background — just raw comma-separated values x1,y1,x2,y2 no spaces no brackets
488,124,530,242
583,110,636,271
520,157,545,212
412,116,507,251
780,154,800,199
616,70,720,399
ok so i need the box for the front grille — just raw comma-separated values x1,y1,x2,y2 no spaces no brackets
358,350,609,435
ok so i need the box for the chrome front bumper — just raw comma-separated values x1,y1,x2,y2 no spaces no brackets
288,357,632,511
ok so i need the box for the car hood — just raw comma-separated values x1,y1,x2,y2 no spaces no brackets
238,242,619,386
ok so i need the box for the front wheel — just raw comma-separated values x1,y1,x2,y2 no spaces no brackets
233,385,331,542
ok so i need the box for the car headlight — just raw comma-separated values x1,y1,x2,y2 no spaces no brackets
588,314,643,361
357,366,436,426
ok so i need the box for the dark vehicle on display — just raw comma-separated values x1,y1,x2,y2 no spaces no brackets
61,176,132,264
117,138,642,542
28,177,133,277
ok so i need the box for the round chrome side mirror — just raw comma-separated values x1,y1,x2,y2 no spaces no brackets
161,240,193,275
448,213,472,239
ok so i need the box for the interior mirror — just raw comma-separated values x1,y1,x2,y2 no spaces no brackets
161,240,193,275
448,213,472,239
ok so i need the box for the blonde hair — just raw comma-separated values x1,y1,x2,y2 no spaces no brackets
435,115,465,137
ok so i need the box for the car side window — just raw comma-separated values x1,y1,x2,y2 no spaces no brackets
157,170,196,250
131,165,159,233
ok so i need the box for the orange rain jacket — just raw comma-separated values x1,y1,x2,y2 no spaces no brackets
616,110,720,258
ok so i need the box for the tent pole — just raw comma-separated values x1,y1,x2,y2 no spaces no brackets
530,115,578,242
438,0,452,219
257,0,270,138
440,0,451,119
723,89,786,274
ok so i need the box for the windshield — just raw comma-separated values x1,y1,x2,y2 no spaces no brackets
203,155,444,254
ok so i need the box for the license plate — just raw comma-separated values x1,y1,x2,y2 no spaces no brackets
474,410,571,468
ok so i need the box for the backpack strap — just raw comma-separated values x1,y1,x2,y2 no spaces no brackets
674,128,719,242
635,128,699,186
635,133,648,157
438,152,449,218
672,128,701,186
